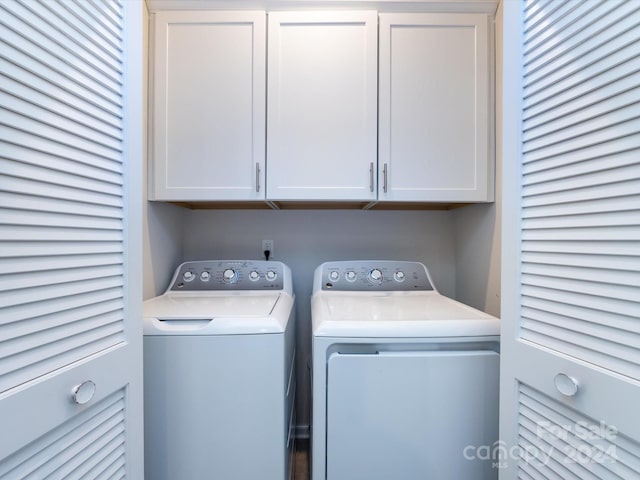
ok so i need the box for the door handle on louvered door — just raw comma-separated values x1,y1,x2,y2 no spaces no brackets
71,380,96,405
554,373,579,397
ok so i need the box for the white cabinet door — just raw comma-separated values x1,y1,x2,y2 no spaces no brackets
150,11,266,201
267,11,378,201
379,13,492,202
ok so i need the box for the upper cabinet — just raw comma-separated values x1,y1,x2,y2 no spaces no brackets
266,12,378,201
150,11,266,201
148,8,494,206
378,13,493,203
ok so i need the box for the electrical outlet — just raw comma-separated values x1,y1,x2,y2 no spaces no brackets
262,239,274,257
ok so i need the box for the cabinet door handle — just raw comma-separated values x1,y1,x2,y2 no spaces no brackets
383,163,388,193
369,162,374,192
256,162,261,193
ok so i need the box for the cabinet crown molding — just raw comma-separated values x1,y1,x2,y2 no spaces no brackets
147,0,498,14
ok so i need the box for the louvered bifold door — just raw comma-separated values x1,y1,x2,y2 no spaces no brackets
0,0,143,477
500,0,640,478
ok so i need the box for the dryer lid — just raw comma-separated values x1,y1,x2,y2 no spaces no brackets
312,291,499,337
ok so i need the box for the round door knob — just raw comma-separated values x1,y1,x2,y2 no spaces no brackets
72,380,96,405
555,373,579,397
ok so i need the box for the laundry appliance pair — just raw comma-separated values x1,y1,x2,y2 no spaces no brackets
143,259,499,480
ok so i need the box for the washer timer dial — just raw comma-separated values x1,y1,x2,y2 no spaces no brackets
368,268,383,284
222,268,237,283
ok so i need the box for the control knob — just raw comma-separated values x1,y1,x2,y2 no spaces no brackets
183,271,195,282
266,270,277,282
345,271,357,282
222,268,237,283
394,271,405,282
368,268,383,284
200,271,211,282
328,271,340,282
249,270,260,281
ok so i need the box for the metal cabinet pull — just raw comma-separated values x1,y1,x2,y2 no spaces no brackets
383,163,388,193
256,162,261,193
369,162,374,192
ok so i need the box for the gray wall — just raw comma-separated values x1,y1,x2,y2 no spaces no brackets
453,203,501,317
182,209,457,294
143,202,184,299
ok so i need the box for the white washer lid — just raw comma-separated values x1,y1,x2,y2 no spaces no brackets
143,292,291,335
312,291,499,337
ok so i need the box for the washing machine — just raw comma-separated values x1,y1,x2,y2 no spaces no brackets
143,260,296,480
311,261,500,480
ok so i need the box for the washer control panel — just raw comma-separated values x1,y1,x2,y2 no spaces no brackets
169,260,284,291
320,261,434,291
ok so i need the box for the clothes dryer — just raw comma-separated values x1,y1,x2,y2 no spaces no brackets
144,260,296,480
311,261,499,480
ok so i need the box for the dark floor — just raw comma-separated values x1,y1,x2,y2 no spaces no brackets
293,439,309,480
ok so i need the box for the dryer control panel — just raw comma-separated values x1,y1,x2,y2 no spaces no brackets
319,261,435,291
169,260,285,291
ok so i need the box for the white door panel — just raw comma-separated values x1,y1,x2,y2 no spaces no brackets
0,0,143,476
0,346,131,468
500,0,640,477
507,342,640,439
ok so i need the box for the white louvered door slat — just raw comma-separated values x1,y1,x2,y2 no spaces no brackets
1,2,123,92
1,136,123,175
0,0,142,477
4,0,123,81
500,0,640,478
1,93,122,151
